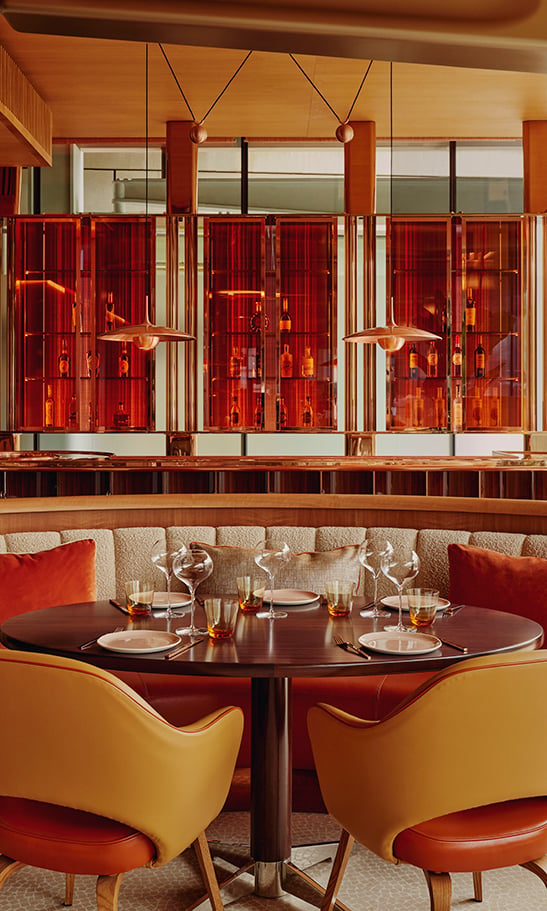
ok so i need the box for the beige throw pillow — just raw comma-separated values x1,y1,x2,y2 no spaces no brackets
194,542,362,597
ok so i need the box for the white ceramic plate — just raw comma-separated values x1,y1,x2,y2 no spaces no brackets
97,630,181,654
152,593,191,609
264,589,320,606
358,631,442,655
381,595,450,612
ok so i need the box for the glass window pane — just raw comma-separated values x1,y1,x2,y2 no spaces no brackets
456,142,523,213
248,144,344,214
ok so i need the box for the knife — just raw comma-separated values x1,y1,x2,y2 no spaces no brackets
439,637,468,653
164,637,206,660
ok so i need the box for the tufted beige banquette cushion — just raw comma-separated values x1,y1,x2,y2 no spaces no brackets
2,524,547,606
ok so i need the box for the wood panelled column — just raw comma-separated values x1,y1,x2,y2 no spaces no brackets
523,121,547,213
165,121,198,214
0,168,20,214
344,121,376,215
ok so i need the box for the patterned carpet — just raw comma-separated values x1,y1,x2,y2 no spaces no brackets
1,812,545,911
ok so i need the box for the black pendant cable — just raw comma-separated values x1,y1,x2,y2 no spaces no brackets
159,45,253,144
99,43,194,349
344,61,441,351
289,54,373,143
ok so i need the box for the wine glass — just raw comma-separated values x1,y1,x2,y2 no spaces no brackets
173,546,213,637
254,540,291,620
381,546,420,633
150,540,187,620
358,540,392,618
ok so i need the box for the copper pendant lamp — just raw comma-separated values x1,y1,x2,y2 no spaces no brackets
344,62,441,351
98,44,194,350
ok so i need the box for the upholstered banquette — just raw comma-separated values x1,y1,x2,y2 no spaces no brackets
1,493,545,812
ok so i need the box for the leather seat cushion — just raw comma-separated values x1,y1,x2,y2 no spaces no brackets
0,796,155,874
394,797,547,873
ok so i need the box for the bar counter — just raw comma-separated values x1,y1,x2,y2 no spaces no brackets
0,452,546,500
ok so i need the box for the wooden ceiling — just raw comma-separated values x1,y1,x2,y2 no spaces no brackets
3,1,547,166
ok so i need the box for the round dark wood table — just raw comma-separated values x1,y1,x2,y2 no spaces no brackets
1,599,542,901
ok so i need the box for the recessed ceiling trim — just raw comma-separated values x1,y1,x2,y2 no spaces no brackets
4,0,547,75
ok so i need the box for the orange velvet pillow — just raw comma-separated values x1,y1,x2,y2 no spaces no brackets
0,539,96,625
448,543,547,628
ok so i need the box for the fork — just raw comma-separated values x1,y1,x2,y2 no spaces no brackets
333,634,372,660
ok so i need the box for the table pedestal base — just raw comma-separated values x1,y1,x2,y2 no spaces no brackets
254,860,286,897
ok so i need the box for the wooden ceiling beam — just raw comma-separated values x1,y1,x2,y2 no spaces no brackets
0,44,51,166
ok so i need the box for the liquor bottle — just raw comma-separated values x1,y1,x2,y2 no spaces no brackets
302,395,314,427
88,401,98,428
229,346,242,379
409,343,418,379
113,400,129,429
434,386,446,429
44,385,55,428
279,298,292,332
277,396,288,428
280,343,293,378
452,383,463,432
105,292,115,331
474,336,486,378
452,334,462,377
471,392,483,427
301,346,315,378
86,350,100,377
440,305,447,334
413,387,424,427
67,392,77,428
490,390,501,428
426,340,438,378
58,338,70,377
249,299,269,331
118,345,130,379
465,292,476,332
250,302,263,380
229,395,240,427
254,394,264,429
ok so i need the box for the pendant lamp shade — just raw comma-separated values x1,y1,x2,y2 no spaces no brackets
344,298,441,350
97,319,194,350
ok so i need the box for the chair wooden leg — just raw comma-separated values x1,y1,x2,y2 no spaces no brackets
319,828,355,911
423,870,452,911
521,855,547,887
96,872,124,911
472,871,482,901
193,831,224,911
64,872,75,905
0,856,24,888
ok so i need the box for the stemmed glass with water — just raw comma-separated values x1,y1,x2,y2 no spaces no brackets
381,545,420,633
150,540,187,620
358,540,392,618
173,546,213,637
254,540,291,620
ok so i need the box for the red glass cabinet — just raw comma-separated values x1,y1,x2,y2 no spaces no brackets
9,216,155,432
203,216,337,432
385,215,532,433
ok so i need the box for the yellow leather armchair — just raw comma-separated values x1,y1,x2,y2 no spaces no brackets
308,651,547,911
0,649,244,911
